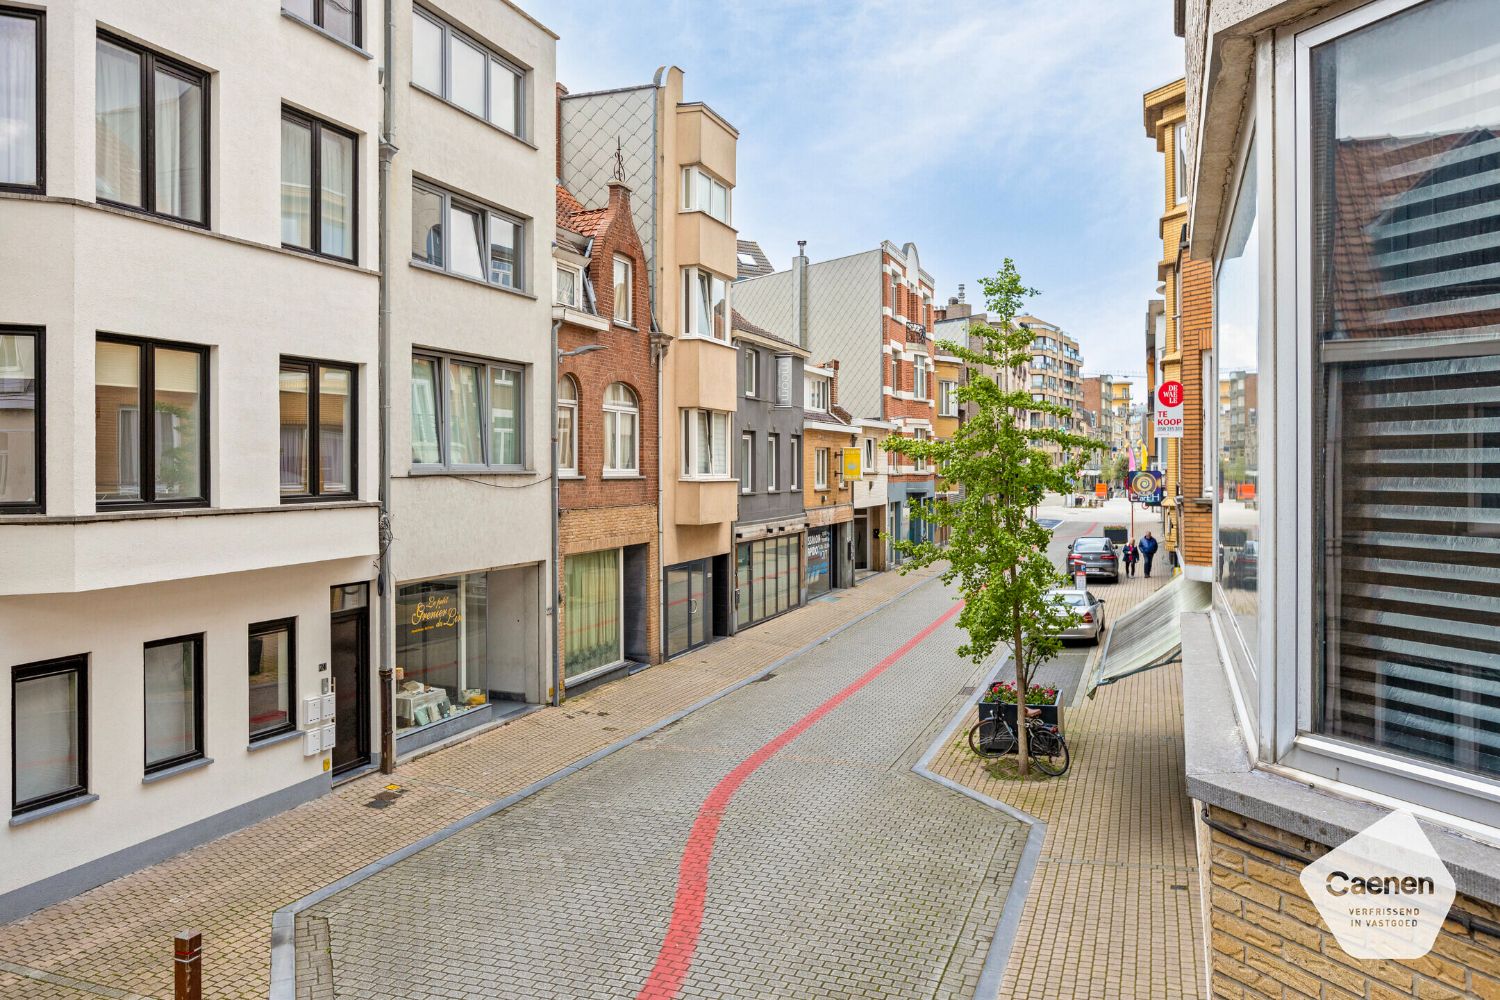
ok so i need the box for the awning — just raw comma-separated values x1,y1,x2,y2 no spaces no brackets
1086,576,1212,696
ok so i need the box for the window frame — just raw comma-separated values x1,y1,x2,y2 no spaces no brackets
410,6,526,140
1175,120,1188,206
280,107,358,263
279,356,359,502
766,432,778,492
680,408,730,480
680,164,731,224
142,632,205,775
739,430,754,493
247,617,297,744
912,428,929,473
0,5,43,194
814,447,830,490
862,437,875,475
914,355,930,400
11,654,88,815
283,0,362,48
95,333,211,509
742,346,758,398
602,382,638,477
612,255,633,325
805,376,828,412
409,348,527,473
939,379,958,417
789,434,801,489
556,374,578,475
411,178,527,292
681,266,731,342
0,324,44,513
554,260,581,308
94,31,210,227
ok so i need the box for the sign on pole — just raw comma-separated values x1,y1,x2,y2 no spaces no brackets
1155,380,1185,439
842,447,862,480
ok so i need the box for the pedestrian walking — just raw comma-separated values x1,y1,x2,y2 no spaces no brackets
1140,532,1159,578
1123,541,1138,577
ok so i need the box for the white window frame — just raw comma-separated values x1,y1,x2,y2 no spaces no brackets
612,255,632,324
1175,120,1188,205
743,347,758,398
862,437,875,475
766,433,778,492
912,428,928,473
805,376,828,412
814,448,829,490
411,6,526,139
602,382,638,477
739,431,754,493
939,379,958,417
554,261,581,308
789,435,801,489
681,409,730,480
556,375,578,475
914,356,930,400
680,165,731,224
681,266,731,342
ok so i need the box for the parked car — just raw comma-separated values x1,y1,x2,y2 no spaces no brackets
1226,539,1259,588
1064,536,1120,582
1048,587,1106,645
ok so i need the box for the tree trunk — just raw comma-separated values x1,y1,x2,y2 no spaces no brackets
1009,567,1029,776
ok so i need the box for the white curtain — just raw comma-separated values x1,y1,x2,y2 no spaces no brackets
281,120,312,247
144,641,196,767
14,672,79,803
95,39,142,204
0,13,36,186
320,129,353,257
154,69,202,222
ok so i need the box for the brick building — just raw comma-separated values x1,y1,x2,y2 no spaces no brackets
802,361,858,594
554,180,660,691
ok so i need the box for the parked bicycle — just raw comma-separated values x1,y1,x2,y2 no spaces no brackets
967,706,1071,776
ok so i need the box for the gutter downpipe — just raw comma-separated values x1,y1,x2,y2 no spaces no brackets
377,0,398,773
550,317,563,706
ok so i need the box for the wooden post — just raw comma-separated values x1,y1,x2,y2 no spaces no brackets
174,931,201,1000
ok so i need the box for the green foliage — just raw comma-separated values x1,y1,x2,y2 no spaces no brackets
883,261,1106,771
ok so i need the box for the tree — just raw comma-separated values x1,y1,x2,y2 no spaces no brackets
885,261,1106,775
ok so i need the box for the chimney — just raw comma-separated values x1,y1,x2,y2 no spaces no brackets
555,83,569,184
792,240,810,350
607,177,631,212
828,359,840,408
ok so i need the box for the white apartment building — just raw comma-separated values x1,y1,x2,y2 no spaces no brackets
0,0,557,919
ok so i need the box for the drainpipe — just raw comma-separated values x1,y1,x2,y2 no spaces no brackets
376,0,399,774
550,318,562,706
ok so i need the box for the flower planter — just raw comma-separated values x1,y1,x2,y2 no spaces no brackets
977,692,1065,740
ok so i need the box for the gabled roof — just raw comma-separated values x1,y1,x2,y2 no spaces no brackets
731,309,806,354
735,239,774,280
556,184,609,242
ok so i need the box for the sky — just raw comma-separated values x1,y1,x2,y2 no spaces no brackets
529,0,1184,382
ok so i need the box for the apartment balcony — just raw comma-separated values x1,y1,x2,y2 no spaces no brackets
0,502,380,596
675,478,738,526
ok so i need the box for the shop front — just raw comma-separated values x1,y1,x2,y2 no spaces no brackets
734,533,803,630
564,549,624,681
805,526,834,598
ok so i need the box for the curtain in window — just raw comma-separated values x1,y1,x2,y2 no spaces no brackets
319,367,351,492
410,357,440,464
0,13,37,186
153,69,202,222
447,361,483,464
565,550,622,677
145,640,196,767
14,671,79,803
95,39,142,205
95,340,141,500
320,129,354,257
279,365,310,494
281,119,313,247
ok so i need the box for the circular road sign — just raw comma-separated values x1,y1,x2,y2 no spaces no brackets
1158,380,1184,408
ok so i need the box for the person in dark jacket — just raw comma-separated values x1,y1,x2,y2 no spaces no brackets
1123,541,1139,577
1140,532,1159,578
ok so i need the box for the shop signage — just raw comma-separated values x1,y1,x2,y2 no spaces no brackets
1128,470,1163,505
1155,380,1185,438
776,356,794,407
410,593,462,633
842,447,862,480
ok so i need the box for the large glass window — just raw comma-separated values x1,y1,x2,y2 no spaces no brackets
12,656,87,814
1309,0,1500,779
410,351,525,471
681,409,729,478
144,635,203,773
412,181,525,290
280,358,355,499
681,166,730,224
603,382,638,475
95,34,206,225
96,336,207,506
613,256,633,324
0,7,41,191
395,572,490,731
281,109,356,262
283,0,359,46
0,327,41,511
735,536,803,630
564,549,623,678
556,375,577,474
248,619,295,742
682,267,729,341
411,8,525,138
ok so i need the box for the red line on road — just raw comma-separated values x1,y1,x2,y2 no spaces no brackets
634,600,964,1000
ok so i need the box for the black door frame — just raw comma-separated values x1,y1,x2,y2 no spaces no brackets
330,586,371,775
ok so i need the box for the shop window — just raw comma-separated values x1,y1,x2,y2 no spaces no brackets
409,350,525,471
602,382,637,475
144,634,203,773
735,535,803,630
395,573,490,732
248,619,296,742
0,326,41,511
0,6,42,192
12,655,87,814
280,358,356,500
564,549,623,678
95,336,208,507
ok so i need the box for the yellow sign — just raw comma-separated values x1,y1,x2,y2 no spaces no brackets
410,593,462,633
842,447,862,480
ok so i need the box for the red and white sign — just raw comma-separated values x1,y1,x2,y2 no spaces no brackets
1155,380,1185,439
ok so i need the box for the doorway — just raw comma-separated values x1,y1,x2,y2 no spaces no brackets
330,583,371,775
665,558,714,658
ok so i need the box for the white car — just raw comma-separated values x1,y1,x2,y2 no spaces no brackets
1048,587,1106,645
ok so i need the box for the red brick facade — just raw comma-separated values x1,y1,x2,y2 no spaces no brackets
881,251,938,487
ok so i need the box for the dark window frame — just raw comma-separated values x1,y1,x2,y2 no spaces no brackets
0,5,44,194
410,178,527,292
94,31,211,228
142,633,205,774
410,348,528,472
95,333,211,510
12,654,88,815
280,107,358,263
280,356,359,501
0,324,44,513
283,0,361,48
248,617,297,743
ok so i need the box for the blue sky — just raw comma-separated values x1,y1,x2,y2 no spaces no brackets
530,0,1183,380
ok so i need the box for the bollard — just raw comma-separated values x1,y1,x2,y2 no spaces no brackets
174,931,201,1000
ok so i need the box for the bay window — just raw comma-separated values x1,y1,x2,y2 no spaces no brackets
681,166,730,223
681,409,729,479
410,350,525,471
283,0,359,46
12,656,87,815
95,336,208,507
0,6,42,192
0,326,41,511
280,358,356,500
95,34,207,225
602,382,638,475
411,180,525,291
556,375,577,474
411,7,524,137
682,267,729,341
281,108,356,262
144,635,203,774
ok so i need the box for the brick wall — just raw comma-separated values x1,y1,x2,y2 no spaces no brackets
804,426,856,510
1204,805,1500,1000
1179,254,1214,568
558,505,659,672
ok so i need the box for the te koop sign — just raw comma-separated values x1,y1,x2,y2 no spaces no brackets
1155,380,1184,439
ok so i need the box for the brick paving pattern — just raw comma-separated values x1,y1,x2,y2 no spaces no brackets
302,578,1028,999
0,566,942,1000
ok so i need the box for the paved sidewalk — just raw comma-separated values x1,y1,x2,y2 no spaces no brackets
0,566,940,1000
929,567,1207,1000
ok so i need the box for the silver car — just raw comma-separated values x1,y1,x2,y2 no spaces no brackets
1064,536,1121,581
1048,588,1106,645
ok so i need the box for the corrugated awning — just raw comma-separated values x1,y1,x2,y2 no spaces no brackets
1086,577,1212,696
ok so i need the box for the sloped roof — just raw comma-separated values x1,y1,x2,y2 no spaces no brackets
731,309,804,353
556,184,609,242
735,239,774,280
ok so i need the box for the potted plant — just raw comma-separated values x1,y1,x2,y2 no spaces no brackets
978,680,1063,735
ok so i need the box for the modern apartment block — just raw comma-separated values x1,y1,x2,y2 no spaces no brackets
560,67,740,660
553,177,659,690
1018,315,1085,462
736,240,939,562
0,1,384,919
1174,0,1500,994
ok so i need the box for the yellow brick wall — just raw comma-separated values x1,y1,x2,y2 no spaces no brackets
1204,805,1500,999
558,504,660,677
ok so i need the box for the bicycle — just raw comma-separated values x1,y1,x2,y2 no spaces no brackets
967,706,1071,777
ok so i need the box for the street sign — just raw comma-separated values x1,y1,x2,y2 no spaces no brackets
842,447,862,480
1155,380,1184,439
